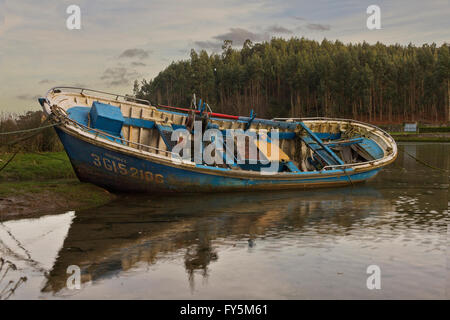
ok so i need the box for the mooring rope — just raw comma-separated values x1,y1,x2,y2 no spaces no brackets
343,168,354,187
0,120,61,173
0,122,60,135
398,145,449,173
0,150,19,173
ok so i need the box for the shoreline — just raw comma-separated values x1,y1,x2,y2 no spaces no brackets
389,132,450,142
0,152,116,220
0,133,448,220
0,179,115,220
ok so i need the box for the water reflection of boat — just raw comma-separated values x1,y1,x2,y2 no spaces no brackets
40,187,390,294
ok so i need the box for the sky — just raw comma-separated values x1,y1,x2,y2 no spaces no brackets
0,0,449,113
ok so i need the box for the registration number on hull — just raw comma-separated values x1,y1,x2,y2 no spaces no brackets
91,153,164,183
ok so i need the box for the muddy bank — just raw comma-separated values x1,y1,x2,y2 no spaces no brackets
0,152,115,220
0,179,115,220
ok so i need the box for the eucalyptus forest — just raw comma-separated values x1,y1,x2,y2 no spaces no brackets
134,38,450,124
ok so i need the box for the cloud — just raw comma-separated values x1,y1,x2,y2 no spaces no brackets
38,79,53,84
194,40,223,50
16,94,40,100
0,12,23,37
100,67,139,86
213,28,268,46
266,25,293,34
63,83,88,88
306,23,331,31
131,61,146,67
2,0,450,113
118,48,151,60
194,27,273,50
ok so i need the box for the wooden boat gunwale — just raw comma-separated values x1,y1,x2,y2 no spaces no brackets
40,87,398,185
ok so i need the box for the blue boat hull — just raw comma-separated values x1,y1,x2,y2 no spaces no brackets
56,128,380,193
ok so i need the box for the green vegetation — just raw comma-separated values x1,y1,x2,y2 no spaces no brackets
1,110,63,153
135,38,450,124
0,152,114,218
0,179,114,210
419,126,450,133
388,126,450,142
0,152,75,181
392,136,450,142
389,132,420,136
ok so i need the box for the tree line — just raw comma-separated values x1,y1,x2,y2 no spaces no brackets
134,38,450,124
0,111,63,153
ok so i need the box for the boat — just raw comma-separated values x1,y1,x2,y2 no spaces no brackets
38,87,397,193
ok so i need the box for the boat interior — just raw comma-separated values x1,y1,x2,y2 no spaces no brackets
45,89,395,173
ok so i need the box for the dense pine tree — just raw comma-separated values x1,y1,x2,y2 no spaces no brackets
134,38,450,124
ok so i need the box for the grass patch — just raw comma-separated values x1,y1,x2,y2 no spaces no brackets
389,132,420,136
0,152,75,181
0,153,115,217
393,136,450,142
53,180,115,209
388,131,450,142
419,126,450,133
389,127,450,135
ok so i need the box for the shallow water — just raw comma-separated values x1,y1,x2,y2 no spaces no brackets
1,142,448,299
